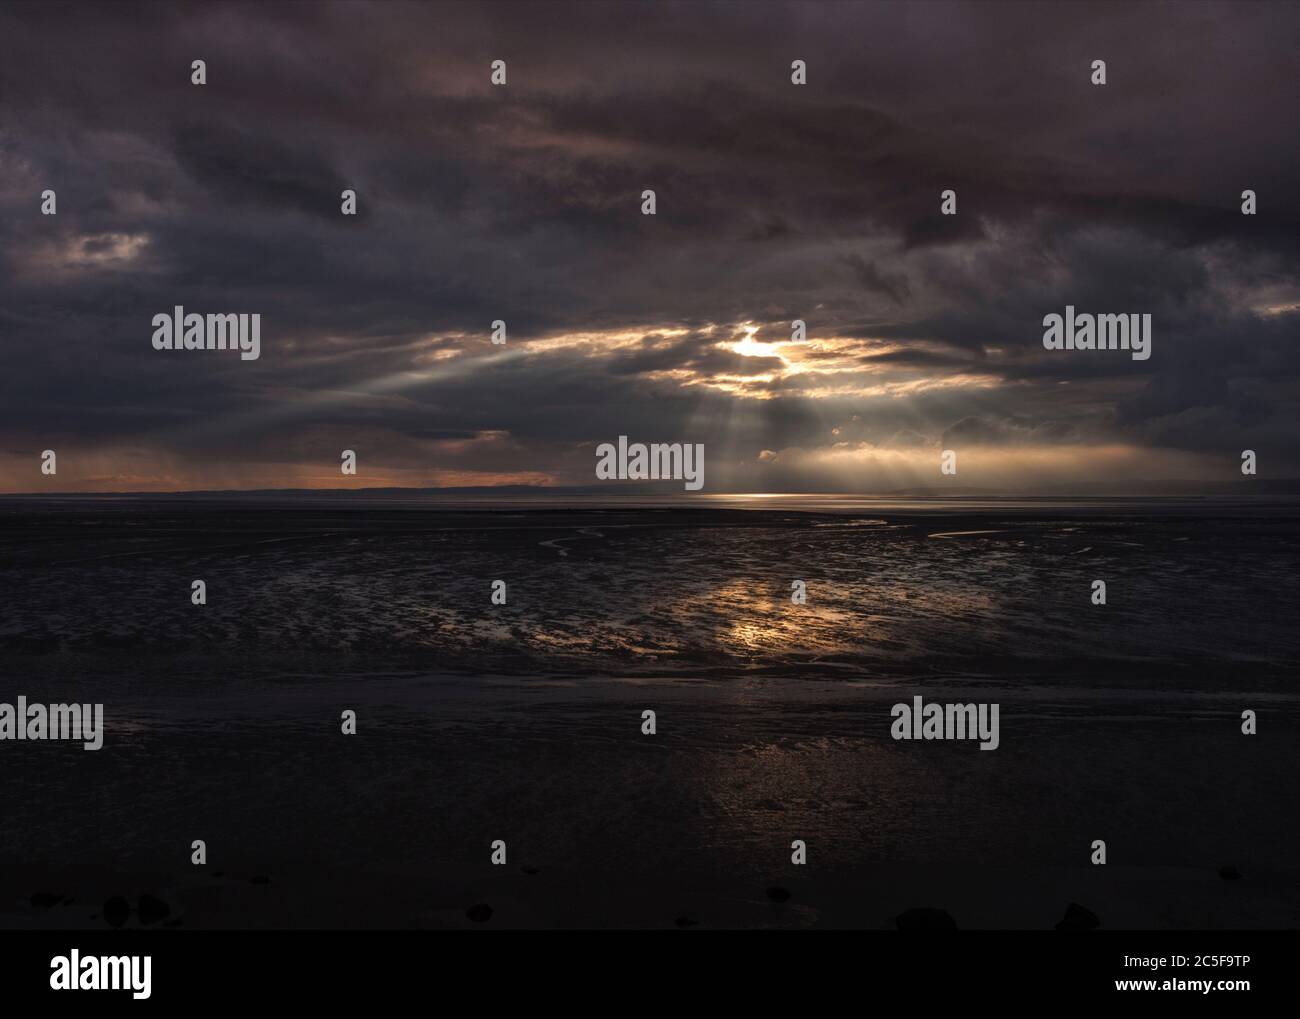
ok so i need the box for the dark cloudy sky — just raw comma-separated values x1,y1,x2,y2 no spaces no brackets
1,0,1297,492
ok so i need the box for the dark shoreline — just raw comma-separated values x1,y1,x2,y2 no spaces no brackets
1,500,1296,929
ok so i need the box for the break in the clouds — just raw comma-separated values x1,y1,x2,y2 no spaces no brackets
0,0,1297,492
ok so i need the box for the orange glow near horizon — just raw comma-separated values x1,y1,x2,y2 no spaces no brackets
0,320,1243,494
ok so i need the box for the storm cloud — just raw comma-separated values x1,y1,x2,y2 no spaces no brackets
0,0,1296,492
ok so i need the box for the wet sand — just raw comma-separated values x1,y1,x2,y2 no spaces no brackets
1,500,1297,928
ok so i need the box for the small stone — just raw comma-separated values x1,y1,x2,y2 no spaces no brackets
466,903,493,923
1219,865,1241,881
138,894,171,926
29,892,64,909
1054,902,1100,931
250,875,271,885
674,915,700,928
895,907,957,931
521,865,540,876
765,886,792,903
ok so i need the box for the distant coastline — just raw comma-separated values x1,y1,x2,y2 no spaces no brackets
2,477,1298,515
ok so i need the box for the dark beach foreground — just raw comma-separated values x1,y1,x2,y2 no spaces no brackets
1,497,1297,928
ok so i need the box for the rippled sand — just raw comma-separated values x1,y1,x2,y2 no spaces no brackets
1,502,1296,688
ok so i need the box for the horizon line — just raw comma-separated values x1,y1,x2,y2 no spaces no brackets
2,479,1297,500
